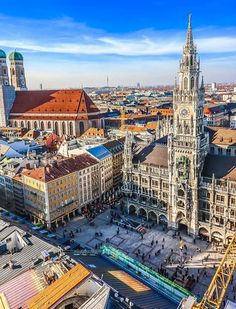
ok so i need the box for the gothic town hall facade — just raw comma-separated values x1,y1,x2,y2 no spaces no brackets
122,15,236,244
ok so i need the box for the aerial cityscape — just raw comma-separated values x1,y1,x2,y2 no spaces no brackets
0,1,236,309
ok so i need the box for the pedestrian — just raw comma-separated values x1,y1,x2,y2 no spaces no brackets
156,240,158,245
163,238,165,243
162,244,164,249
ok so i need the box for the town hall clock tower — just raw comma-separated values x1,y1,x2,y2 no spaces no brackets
168,14,209,236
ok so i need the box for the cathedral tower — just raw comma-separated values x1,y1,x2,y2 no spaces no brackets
9,51,27,90
0,50,9,86
0,49,15,127
168,14,208,236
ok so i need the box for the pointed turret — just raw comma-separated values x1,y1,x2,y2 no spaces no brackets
186,13,194,50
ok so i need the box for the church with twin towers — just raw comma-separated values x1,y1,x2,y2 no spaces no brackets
123,15,236,244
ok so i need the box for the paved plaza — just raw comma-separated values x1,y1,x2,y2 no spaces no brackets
55,208,236,303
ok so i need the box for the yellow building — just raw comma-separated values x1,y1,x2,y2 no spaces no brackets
23,154,99,227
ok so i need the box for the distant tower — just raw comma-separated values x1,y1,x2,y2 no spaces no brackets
107,76,109,88
123,130,133,184
0,49,15,127
168,14,208,237
0,50,9,86
9,51,27,90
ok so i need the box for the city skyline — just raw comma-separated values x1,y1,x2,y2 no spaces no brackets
1,0,236,88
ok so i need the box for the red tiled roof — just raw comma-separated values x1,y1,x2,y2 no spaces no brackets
10,90,101,120
22,153,98,182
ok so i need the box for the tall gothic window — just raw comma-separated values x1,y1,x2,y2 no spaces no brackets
69,122,73,136
190,55,193,66
27,121,31,130
47,121,52,129
41,121,44,131
20,121,24,127
14,121,17,127
62,121,66,135
34,121,37,129
191,77,194,89
54,122,59,135
184,77,188,90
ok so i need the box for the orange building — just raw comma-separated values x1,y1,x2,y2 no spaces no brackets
10,89,103,137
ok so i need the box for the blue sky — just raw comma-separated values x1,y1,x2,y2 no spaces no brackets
1,0,236,88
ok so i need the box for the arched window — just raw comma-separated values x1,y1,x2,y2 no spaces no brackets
190,55,193,66
21,69,24,75
34,121,37,129
177,200,184,208
184,77,188,90
185,125,190,134
20,121,24,127
191,77,194,90
178,189,185,197
69,122,73,136
41,121,44,131
79,122,84,135
62,121,66,135
178,124,182,134
3,69,6,75
12,68,15,75
14,121,17,127
54,122,59,135
47,121,51,129
27,121,31,130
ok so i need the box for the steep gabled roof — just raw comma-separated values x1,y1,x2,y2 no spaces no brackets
10,89,100,120
133,143,168,168
202,154,236,181
22,154,98,182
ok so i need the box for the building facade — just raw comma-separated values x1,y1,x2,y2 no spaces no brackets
22,154,100,227
122,15,236,244
0,50,104,134
9,89,103,137
103,139,124,190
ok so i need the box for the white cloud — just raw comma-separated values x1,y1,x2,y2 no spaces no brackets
0,14,235,86
0,15,235,56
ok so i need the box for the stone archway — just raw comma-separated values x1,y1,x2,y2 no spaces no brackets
138,207,147,219
148,211,157,223
199,227,209,241
129,205,136,215
159,214,168,226
176,211,188,233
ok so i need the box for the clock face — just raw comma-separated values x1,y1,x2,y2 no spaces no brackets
180,107,190,118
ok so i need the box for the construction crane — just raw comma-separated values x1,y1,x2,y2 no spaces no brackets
181,233,236,309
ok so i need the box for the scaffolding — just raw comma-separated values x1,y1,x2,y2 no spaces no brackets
182,233,236,309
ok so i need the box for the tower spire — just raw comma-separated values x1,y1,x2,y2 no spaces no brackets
186,13,194,49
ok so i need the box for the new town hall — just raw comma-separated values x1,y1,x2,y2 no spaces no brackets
123,15,236,244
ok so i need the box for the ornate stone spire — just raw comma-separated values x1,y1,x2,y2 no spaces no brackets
186,13,194,49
